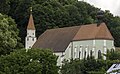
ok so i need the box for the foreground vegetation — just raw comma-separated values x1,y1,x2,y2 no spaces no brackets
61,50,120,74
0,48,58,74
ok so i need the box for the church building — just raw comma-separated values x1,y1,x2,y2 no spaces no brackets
25,10,114,66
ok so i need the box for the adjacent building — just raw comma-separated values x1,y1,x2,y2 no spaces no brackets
107,64,120,74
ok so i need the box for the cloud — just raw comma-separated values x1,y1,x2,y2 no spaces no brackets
79,0,120,16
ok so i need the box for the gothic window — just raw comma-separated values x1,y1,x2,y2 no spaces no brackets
79,45,82,59
79,51,81,59
33,33,34,35
84,51,86,58
98,50,102,59
74,47,77,58
90,50,93,57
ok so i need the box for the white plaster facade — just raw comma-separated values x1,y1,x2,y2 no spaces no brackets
25,29,36,49
55,39,114,66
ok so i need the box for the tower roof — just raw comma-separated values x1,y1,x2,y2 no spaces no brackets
27,11,35,30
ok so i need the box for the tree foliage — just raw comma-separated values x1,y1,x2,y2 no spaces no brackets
104,49,120,60
0,48,58,74
0,13,22,55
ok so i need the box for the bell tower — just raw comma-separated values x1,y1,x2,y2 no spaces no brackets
25,7,36,49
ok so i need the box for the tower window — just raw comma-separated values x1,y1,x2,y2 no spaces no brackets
32,38,34,41
27,38,29,41
33,33,34,35
29,46,31,48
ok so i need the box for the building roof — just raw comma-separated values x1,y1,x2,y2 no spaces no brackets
107,64,120,74
27,14,35,30
33,26,80,52
73,23,113,41
32,23,114,52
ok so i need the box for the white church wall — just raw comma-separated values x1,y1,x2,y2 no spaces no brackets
27,30,36,37
94,39,114,59
72,40,93,59
94,40,103,59
71,39,114,59
54,43,72,66
106,40,114,49
25,29,36,49
64,43,72,60
25,37,36,49
54,52,63,66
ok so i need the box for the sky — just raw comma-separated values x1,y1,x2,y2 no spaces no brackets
79,0,120,16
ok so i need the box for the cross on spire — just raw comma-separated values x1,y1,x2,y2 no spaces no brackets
27,7,35,30
30,7,32,13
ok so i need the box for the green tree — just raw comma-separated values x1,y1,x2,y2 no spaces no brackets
105,49,120,60
0,13,22,55
0,48,58,74
0,0,10,14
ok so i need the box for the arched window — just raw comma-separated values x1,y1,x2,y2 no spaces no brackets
74,47,77,58
90,50,93,57
79,51,81,59
79,45,82,59
98,50,102,59
84,51,86,58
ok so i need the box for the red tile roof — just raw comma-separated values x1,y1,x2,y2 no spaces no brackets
73,23,114,41
27,14,35,30
33,23,114,52
33,26,80,52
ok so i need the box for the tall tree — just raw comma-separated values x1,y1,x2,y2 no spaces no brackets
0,0,10,14
0,13,21,55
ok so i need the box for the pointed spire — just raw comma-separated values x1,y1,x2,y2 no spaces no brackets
27,7,35,30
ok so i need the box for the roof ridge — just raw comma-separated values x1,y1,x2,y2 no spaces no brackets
46,26,81,31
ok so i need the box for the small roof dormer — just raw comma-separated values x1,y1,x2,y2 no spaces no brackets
27,7,35,30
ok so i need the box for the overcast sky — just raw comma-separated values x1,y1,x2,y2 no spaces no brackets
79,0,120,16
